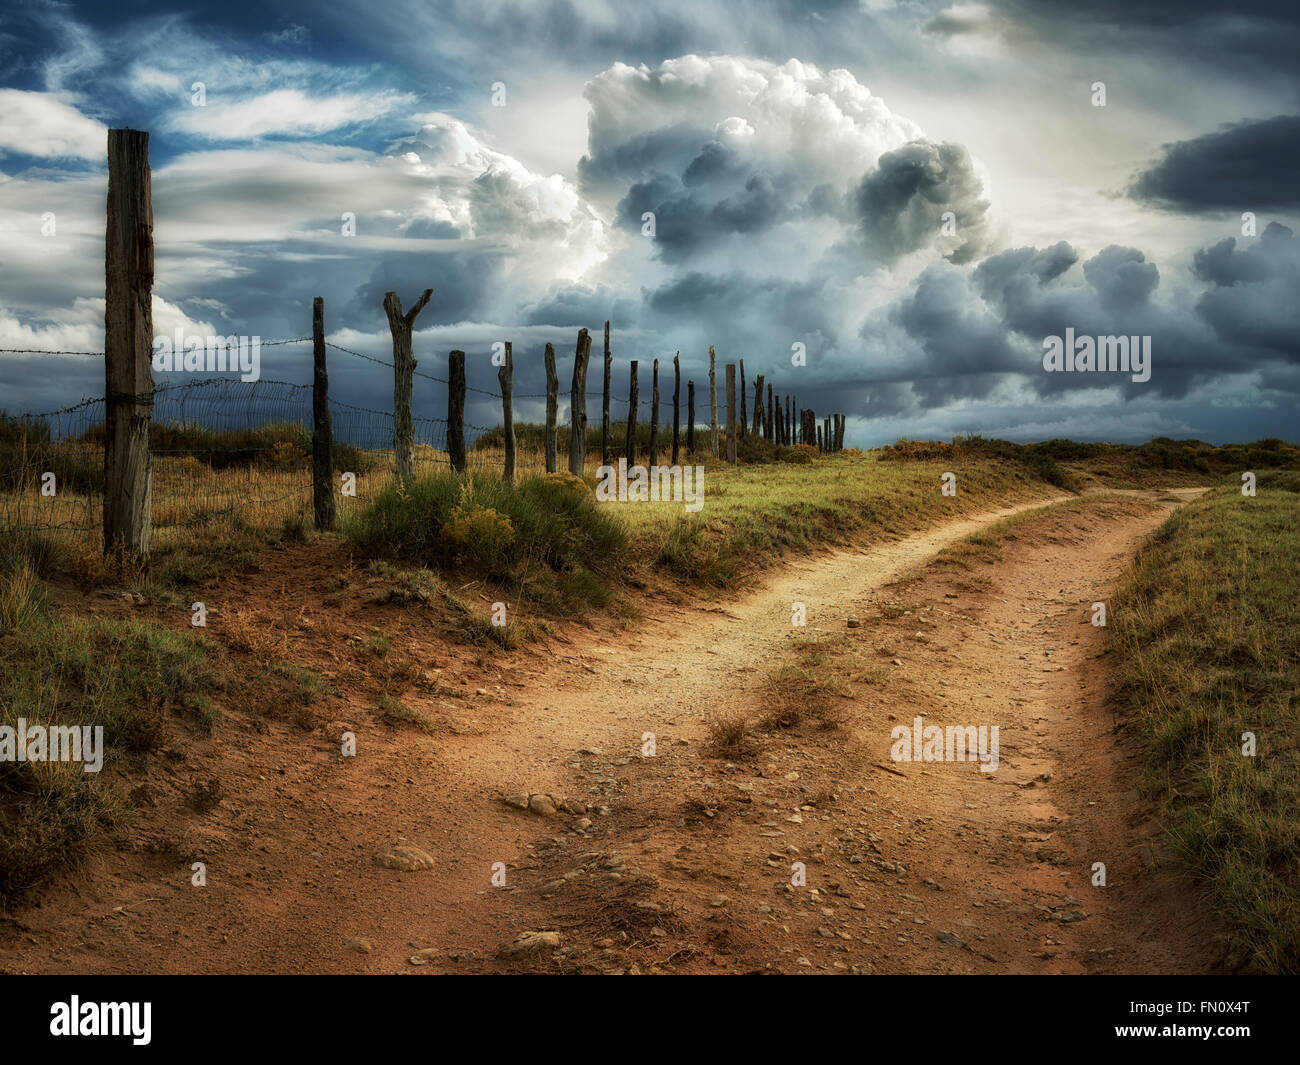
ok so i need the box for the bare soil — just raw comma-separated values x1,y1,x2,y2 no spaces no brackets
0,488,1226,974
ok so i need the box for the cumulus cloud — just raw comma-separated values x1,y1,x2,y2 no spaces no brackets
580,56,981,266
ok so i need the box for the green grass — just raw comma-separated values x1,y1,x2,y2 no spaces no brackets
1108,472,1300,973
631,449,1066,588
0,565,222,899
345,470,627,616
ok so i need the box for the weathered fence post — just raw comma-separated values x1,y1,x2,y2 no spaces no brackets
544,342,558,473
774,393,782,446
311,297,335,530
766,384,774,442
739,359,747,441
568,328,591,477
448,350,467,472
672,353,681,465
753,375,764,438
785,396,792,446
708,346,718,456
725,363,737,464
649,359,660,467
383,287,432,485
687,381,696,454
601,320,611,468
836,414,845,452
625,360,639,464
498,341,515,483
104,127,154,560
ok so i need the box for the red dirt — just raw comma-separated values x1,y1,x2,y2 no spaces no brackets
0,489,1225,974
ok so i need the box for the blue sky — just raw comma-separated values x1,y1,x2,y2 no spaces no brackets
0,0,1296,444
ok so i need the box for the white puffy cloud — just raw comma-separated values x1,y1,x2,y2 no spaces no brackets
0,90,105,160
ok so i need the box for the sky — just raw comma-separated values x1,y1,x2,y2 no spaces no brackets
0,0,1296,445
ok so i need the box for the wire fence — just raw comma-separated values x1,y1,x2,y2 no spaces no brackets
0,331,832,552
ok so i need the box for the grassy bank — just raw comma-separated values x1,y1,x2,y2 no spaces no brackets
1108,471,1300,973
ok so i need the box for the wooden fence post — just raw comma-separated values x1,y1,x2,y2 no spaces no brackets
687,381,696,454
649,359,660,467
544,342,557,473
602,320,611,468
448,350,466,472
104,127,154,559
785,396,792,446
753,375,764,438
383,287,432,485
498,341,515,483
568,328,590,477
726,363,737,464
625,359,639,464
311,297,335,530
766,384,774,442
672,353,681,465
708,346,718,456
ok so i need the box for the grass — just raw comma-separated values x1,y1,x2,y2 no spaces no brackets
0,562,223,899
344,469,627,617
1108,471,1300,973
375,694,436,735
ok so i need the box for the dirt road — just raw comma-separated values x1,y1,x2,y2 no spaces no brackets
0,489,1224,974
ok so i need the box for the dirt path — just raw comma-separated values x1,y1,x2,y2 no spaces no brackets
0,490,1224,974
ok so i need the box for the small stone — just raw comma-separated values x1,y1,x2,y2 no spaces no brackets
408,948,440,965
501,792,530,809
344,937,373,954
528,794,558,816
373,845,435,871
497,930,562,958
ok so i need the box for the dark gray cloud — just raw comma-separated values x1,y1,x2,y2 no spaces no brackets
984,2,1300,87
1129,115,1300,212
1193,222,1300,362
853,140,992,264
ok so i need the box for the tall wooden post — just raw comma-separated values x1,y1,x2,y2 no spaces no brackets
708,346,718,456
568,328,590,477
625,360,639,464
766,384,774,442
753,375,764,438
383,287,432,485
544,342,558,473
498,341,515,483
671,353,681,466
311,297,335,530
104,128,154,559
448,350,467,472
725,363,737,464
785,396,792,446
649,359,660,467
687,381,696,454
602,321,611,468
